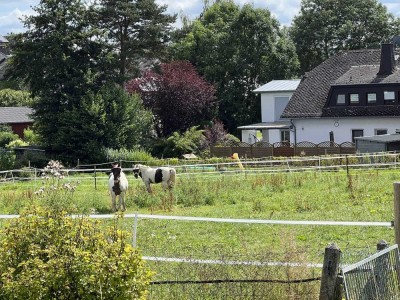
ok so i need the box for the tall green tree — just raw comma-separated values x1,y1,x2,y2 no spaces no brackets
6,0,117,161
170,1,299,133
290,0,400,74
59,84,154,161
98,0,176,80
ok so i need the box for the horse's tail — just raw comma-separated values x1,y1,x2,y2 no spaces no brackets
169,168,176,187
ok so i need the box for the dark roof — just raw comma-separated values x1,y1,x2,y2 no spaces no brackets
321,106,400,118
281,48,400,118
334,65,400,85
0,107,33,124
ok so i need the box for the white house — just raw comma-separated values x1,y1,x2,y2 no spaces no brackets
238,79,300,144
240,43,400,145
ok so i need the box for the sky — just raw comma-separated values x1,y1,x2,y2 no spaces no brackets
0,0,400,36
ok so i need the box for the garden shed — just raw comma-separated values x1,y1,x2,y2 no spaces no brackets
355,134,400,153
0,107,33,138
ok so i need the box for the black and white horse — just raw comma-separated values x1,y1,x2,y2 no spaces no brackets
132,164,176,194
108,163,128,212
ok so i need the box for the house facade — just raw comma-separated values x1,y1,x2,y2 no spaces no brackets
238,80,300,144
282,43,400,144
240,43,400,145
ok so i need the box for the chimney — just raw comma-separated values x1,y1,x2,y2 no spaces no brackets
377,43,396,76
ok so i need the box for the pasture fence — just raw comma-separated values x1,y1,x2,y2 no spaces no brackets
0,212,394,299
341,243,400,300
2,157,400,298
318,240,400,300
1,152,400,187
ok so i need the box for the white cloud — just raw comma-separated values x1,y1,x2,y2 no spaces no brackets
0,9,29,35
158,0,201,12
384,3,400,17
262,0,301,26
0,0,398,35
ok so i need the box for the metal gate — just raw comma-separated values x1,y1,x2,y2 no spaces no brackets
342,244,400,300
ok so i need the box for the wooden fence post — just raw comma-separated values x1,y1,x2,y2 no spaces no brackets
393,182,400,246
377,240,389,251
319,243,342,300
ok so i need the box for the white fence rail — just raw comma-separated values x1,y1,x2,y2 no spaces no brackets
1,152,400,184
0,212,383,270
0,213,392,227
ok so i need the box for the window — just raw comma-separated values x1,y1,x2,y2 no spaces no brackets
375,129,387,135
367,93,377,104
350,94,359,104
274,96,290,121
384,91,395,102
352,129,364,143
336,94,345,105
280,130,290,143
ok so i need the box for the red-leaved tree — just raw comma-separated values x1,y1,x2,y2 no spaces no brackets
125,61,217,137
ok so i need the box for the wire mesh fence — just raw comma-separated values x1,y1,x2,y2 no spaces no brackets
342,244,400,300
146,252,322,300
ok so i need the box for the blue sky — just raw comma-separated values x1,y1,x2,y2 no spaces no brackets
0,0,399,36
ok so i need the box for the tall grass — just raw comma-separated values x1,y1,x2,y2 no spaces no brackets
1,167,398,299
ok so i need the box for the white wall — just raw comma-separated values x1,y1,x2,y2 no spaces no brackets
261,92,292,122
291,118,400,144
263,129,282,144
241,130,258,144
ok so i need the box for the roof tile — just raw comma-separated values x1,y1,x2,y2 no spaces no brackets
0,107,33,124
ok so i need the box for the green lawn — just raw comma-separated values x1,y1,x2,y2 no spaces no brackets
1,167,398,299
1,168,397,257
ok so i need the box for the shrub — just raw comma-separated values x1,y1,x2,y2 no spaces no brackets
23,128,41,145
0,131,18,148
203,120,229,146
6,138,28,149
0,206,153,299
104,148,154,164
0,148,15,171
152,126,206,158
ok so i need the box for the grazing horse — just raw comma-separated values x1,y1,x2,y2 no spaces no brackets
132,164,176,194
108,163,128,212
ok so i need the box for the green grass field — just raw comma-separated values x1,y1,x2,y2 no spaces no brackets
1,167,398,299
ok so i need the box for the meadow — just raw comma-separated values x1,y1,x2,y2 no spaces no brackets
1,164,399,299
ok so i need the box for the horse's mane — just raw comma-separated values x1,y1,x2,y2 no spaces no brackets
135,164,148,169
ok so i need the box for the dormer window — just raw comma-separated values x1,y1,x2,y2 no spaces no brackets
329,86,400,108
350,93,359,104
336,94,345,105
367,93,377,104
384,91,395,102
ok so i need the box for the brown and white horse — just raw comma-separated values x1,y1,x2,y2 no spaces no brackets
108,163,128,212
132,164,176,194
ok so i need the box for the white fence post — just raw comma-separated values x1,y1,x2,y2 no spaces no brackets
132,212,138,247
